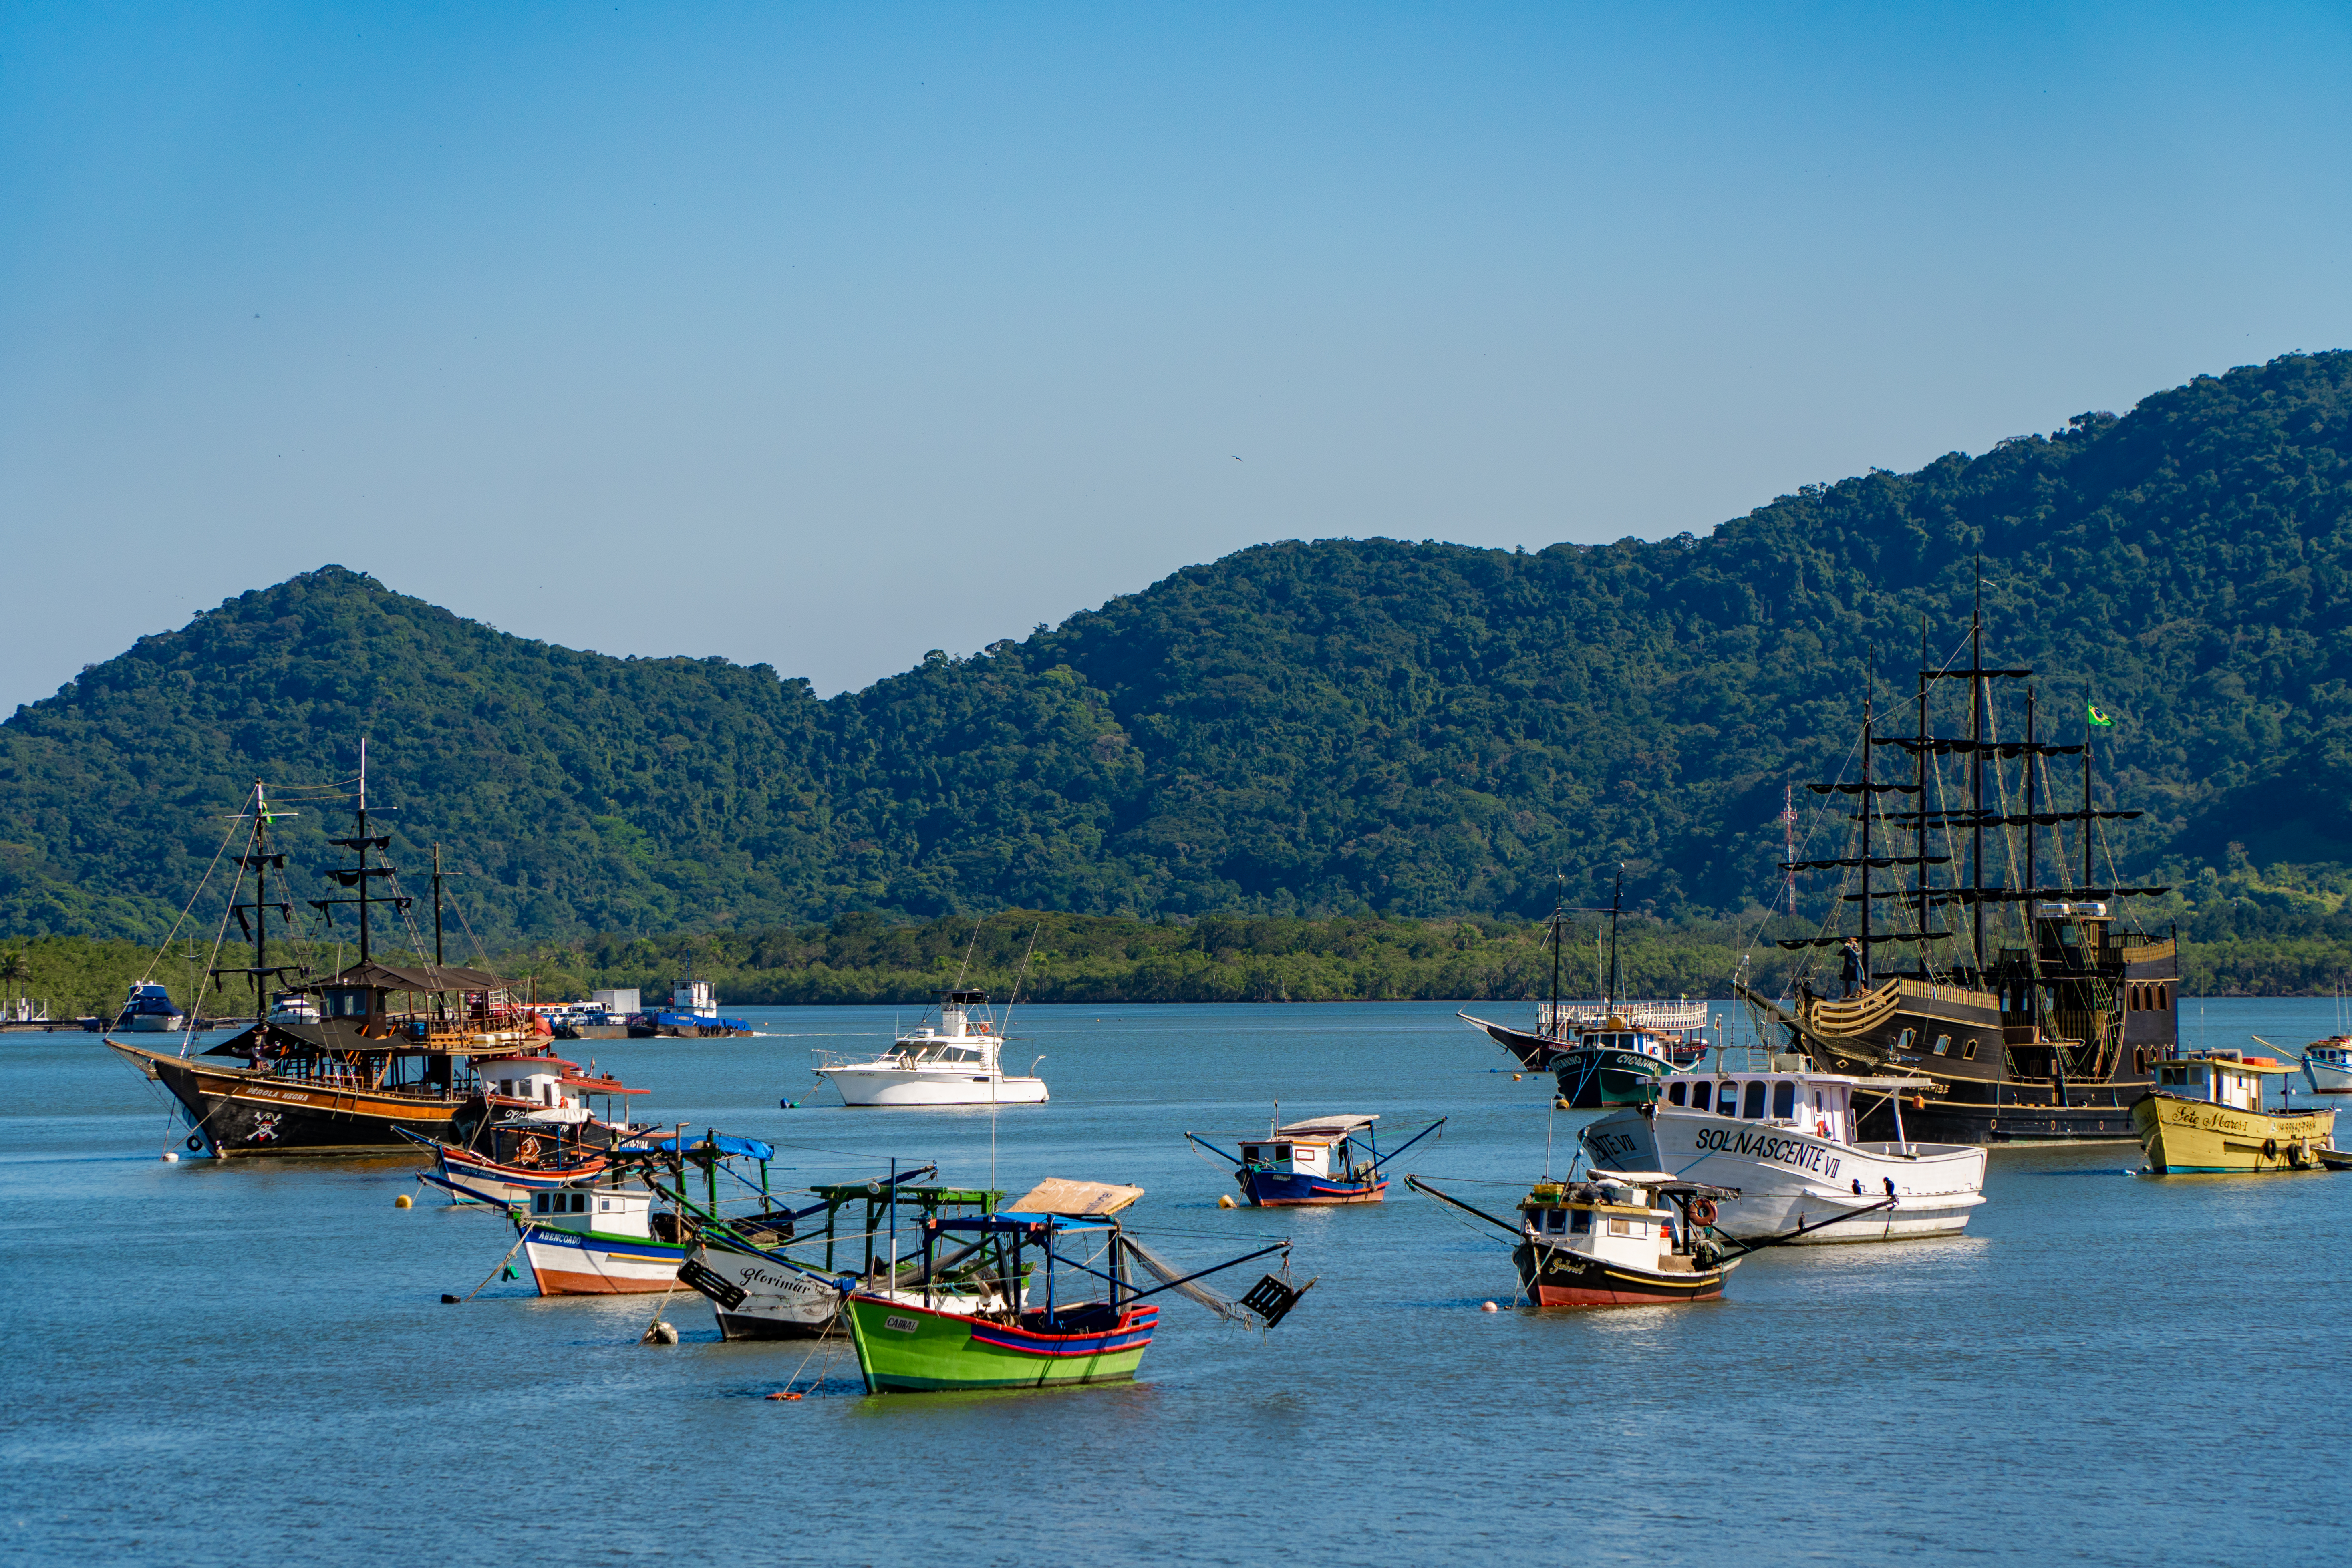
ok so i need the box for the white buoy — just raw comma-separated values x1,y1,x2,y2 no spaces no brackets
1481,1301,1499,1312
642,1320,679,1345
160,1151,179,1163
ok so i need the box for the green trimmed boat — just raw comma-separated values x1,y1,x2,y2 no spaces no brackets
843,1182,1310,1395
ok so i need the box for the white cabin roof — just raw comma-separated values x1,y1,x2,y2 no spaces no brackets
1275,1115,1377,1137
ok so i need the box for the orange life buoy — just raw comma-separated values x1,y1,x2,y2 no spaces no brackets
1911,1094,1926,1111
1816,1117,1831,1138
517,1136,542,1166
1687,1197,1718,1227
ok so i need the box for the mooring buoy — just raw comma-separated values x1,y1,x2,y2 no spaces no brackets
395,1193,413,1209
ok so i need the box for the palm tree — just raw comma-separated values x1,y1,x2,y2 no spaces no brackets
0,950,30,1016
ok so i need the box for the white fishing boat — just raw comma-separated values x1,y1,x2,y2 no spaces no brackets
117,982,185,1033
513,1185,687,1295
810,989,1049,1107
1579,1048,1987,1242
2297,1037,2352,1096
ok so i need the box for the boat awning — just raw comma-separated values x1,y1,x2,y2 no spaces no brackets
1007,1178,1144,1216
1274,1115,1377,1137
306,960,513,993
644,1133,777,1161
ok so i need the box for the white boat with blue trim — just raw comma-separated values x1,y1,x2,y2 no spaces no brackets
1579,1048,1987,1243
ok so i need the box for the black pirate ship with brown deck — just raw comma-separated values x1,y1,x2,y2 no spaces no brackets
1745,596,2179,1145
109,759,552,1157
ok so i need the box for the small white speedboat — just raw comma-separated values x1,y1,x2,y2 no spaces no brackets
1581,1049,1986,1242
810,990,1049,1108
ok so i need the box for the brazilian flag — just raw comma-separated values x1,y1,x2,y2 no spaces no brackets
2087,703,2114,727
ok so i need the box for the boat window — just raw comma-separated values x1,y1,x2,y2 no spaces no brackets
1741,1081,1766,1119
1813,1091,1825,1111
2158,1066,2187,1087
533,1194,547,1213
1897,1028,1915,1051
1569,1208,1592,1234
1772,1082,1796,1119
1962,1040,1978,1061
1668,1082,1687,1106
1689,1081,1711,1112
1272,1144,1292,1162
600,1198,613,1212
1607,1217,1640,1237
1933,1034,1950,1056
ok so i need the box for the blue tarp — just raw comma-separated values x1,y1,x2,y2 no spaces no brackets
647,1133,776,1161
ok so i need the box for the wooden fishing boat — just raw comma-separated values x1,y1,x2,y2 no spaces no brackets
1410,1171,1898,1308
678,1173,1016,1340
842,1180,1306,1394
2131,1050,2338,1173
1185,1113,1444,1206
1410,1173,1741,1307
508,1131,782,1295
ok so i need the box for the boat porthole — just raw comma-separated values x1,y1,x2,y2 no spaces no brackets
185,1134,204,1151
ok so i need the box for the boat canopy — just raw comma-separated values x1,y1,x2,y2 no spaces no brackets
304,960,512,993
643,1133,777,1161
933,1210,1122,1234
1276,1115,1377,1137
1008,1178,1144,1216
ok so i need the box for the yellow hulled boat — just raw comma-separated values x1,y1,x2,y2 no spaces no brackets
2131,1050,2336,1173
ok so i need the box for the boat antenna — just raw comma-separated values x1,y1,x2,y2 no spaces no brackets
951,916,984,991
999,922,1042,1036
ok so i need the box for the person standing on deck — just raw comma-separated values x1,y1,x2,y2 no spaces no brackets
1840,938,1864,999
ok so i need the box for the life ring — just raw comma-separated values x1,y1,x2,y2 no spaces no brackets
517,1136,543,1165
1687,1197,1718,1227
185,1134,204,1151
1815,1117,1831,1139
2262,1137,2279,1160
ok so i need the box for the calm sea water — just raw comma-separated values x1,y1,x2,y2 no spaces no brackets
5,998,2350,1566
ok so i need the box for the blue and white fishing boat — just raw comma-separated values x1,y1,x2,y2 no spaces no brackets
1186,1113,1445,1206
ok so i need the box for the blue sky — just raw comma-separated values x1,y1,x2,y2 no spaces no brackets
5,2,2349,708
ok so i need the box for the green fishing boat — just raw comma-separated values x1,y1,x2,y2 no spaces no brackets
843,1178,1310,1395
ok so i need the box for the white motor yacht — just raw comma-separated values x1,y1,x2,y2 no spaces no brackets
1580,1047,1987,1242
810,989,1049,1108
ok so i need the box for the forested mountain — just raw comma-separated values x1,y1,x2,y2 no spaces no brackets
4,350,2349,950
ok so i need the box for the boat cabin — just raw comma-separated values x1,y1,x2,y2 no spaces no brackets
1239,1116,1375,1181
2151,1049,2292,1109
1520,1177,1681,1266
522,1185,656,1239
1655,1052,1943,1148
901,990,999,1048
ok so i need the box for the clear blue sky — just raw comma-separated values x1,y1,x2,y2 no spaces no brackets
5,3,2349,709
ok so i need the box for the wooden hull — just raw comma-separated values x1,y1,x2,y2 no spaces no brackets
1512,1240,1733,1308
2130,1094,2336,1174
1460,1014,1567,1070
119,1041,486,1157
844,1294,1155,1392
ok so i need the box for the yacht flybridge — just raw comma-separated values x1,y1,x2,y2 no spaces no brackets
810,990,1049,1108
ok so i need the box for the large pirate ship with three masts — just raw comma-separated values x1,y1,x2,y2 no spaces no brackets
108,750,587,1157
1740,601,2180,1145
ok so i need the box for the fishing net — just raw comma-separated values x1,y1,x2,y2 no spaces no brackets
1118,1236,1257,1326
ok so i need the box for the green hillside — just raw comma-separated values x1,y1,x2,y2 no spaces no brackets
4,350,2350,962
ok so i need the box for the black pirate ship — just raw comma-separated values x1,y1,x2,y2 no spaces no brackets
1742,601,2180,1145
109,754,554,1157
